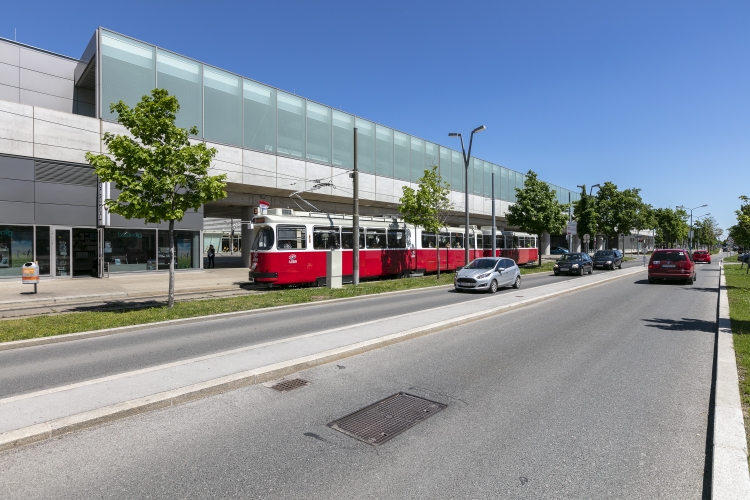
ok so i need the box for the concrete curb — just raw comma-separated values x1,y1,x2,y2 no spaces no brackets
0,267,644,452
712,264,750,498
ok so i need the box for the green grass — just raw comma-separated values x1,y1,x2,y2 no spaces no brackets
724,265,750,460
0,272,457,343
519,261,556,275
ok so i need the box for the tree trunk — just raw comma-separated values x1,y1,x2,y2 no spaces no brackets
436,245,441,279
168,219,175,308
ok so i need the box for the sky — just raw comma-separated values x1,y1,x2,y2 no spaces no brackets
2,0,748,234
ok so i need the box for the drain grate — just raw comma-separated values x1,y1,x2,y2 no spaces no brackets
270,378,309,392
327,392,447,446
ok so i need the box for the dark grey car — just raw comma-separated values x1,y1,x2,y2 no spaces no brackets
454,257,521,293
554,253,594,276
593,249,623,270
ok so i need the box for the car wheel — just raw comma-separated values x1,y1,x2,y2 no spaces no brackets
618,262,623,269
588,266,593,275
579,267,584,276
489,280,498,293
610,263,616,270
554,271,559,276
454,287,463,293
513,276,521,289
648,279,654,284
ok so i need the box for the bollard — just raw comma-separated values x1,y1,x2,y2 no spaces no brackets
22,261,40,294
326,249,342,289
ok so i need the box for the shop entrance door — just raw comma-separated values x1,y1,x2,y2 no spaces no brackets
50,227,72,278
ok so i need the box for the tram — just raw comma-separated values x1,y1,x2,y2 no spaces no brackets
249,209,538,286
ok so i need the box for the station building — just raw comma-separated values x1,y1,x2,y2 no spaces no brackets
0,27,580,279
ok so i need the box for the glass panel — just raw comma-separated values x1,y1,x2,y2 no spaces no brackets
516,172,524,202
0,225,33,277
54,229,71,277
473,158,483,195
332,111,354,169
421,232,437,248
157,230,200,269
101,31,155,121
484,160,492,198
439,147,451,187
438,232,450,248
492,164,500,200
72,228,98,277
355,118,374,173
365,228,386,249
387,229,406,248
276,225,305,249
157,50,202,136
103,228,157,272
425,142,438,171
501,167,510,201
375,125,393,178
203,67,242,146
243,80,276,153
313,226,340,249
393,131,410,180
306,102,331,164
409,138,424,182
451,151,464,192
277,92,305,158
341,227,364,249
35,226,50,275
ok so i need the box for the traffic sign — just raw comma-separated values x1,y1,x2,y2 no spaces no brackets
566,221,577,235
583,234,590,242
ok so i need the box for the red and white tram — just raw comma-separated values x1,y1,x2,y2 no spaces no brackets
249,209,537,286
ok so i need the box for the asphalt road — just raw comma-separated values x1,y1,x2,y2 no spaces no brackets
0,258,719,498
0,260,647,398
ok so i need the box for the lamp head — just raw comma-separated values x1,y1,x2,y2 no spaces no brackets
448,132,460,137
472,125,486,134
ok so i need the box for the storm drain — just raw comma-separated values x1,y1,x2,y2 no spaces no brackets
327,392,447,446
270,378,309,392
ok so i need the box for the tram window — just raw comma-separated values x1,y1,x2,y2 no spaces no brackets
482,235,490,249
422,232,437,249
341,228,364,249
366,228,386,249
387,229,406,249
467,234,476,249
277,225,306,249
438,232,451,248
313,226,341,250
252,226,275,250
451,233,464,249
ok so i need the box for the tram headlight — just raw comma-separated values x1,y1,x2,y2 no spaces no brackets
251,262,257,270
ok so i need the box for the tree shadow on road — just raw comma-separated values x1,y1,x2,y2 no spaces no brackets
642,317,715,333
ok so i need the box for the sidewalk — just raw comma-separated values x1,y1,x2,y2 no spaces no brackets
0,266,646,451
0,266,254,318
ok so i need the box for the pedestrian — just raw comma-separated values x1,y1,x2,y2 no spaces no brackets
207,244,216,269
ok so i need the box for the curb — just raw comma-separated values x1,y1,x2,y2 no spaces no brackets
712,264,750,498
0,267,644,452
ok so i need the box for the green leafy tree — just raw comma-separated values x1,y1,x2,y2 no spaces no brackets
505,170,568,266
593,181,621,247
729,196,750,258
86,89,227,307
633,202,655,254
573,184,597,253
614,188,644,252
653,207,689,248
400,165,454,279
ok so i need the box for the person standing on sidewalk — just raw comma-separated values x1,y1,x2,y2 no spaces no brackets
207,245,216,269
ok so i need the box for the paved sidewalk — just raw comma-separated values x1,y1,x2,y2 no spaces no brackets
0,266,645,450
0,267,254,318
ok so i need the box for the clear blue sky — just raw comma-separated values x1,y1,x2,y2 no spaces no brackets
3,0,747,234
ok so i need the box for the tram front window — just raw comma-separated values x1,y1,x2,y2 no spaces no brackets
252,226,274,250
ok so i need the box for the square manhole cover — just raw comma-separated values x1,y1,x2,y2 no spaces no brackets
270,378,309,392
327,392,447,446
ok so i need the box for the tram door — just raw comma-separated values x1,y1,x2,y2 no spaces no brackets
50,227,72,278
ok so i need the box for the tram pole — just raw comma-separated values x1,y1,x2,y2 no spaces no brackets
491,172,496,257
352,127,360,286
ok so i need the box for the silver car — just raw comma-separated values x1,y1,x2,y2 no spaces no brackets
454,257,521,293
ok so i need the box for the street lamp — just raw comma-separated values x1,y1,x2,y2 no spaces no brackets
678,204,707,250
694,213,711,250
589,183,601,197
449,125,486,266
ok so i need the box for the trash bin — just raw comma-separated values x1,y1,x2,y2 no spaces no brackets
22,261,40,293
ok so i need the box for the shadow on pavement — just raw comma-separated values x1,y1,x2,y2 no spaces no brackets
642,317,715,333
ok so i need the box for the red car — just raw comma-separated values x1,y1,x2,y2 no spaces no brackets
692,250,711,264
648,249,696,284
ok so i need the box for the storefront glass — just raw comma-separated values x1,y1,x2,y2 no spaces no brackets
103,228,157,272
158,230,201,270
0,225,34,277
35,226,50,275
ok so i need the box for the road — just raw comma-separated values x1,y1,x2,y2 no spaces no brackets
0,260,647,398
0,258,719,498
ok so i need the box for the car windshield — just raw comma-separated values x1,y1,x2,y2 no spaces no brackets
558,254,582,262
594,251,614,258
465,258,498,270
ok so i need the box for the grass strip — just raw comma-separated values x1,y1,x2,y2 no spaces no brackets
724,265,750,461
519,261,556,275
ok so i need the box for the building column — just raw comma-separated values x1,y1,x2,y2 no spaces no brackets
573,234,581,252
241,206,253,268
541,232,551,255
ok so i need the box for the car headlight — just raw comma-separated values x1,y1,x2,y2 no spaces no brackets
477,272,491,279
606,260,612,264
572,264,579,268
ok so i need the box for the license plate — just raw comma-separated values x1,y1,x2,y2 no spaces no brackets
662,264,676,268
560,268,569,272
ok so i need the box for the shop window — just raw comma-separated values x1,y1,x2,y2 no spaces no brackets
35,226,50,275
0,225,34,277
104,229,157,272
158,230,200,270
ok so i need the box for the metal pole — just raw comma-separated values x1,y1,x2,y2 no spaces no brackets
690,210,693,251
464,153,469,267
568,193,572,253
491,172,496,257
352,127,360,285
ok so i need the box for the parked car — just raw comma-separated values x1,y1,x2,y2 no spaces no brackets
739,253,750,264
454,257,520,293
592,249,623,270
692,250,711,264
648,249,696,284
554,253,594,276
550,247,569,255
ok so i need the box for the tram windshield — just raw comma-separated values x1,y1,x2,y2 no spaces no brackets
465,258,498,270
252,226,274,250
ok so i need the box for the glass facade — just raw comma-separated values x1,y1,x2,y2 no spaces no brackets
0,226,33,277
99,28,580,207
158,230,201,270
104,228,157,272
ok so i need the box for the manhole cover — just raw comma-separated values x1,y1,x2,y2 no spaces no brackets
270,378,309,392
327,392,447,446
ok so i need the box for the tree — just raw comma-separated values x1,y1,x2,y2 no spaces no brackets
86,89,227,308
593,181,621,248
573,184,597,253
653,207,689,248
400,165,454,279
505,170,568,266
632,202,655,254
615,188,644,252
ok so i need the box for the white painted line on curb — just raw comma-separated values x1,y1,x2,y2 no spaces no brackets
712,264,750,499
0,266,644,452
